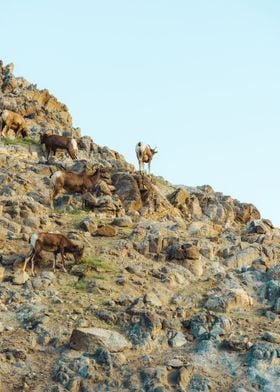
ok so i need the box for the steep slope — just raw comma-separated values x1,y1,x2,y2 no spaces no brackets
0,61,280,392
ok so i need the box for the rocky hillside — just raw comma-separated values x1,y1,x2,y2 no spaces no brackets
0,61,280,392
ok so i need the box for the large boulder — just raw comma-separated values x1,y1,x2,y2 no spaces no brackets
70,327,131,353
112,172,143,212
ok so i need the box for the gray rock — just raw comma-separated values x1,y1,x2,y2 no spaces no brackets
16,304,49,330
70,327,131,353
13,270,30,285
224,246,260,268
188,374,211,391
168,331,187,347
263,331,280,344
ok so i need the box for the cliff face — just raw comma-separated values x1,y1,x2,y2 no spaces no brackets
0,61,280,392
0,61,78,138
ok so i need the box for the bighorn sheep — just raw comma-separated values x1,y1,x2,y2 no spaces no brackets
135,142,158,174
40,133,78,160
50,166,101,208
0,110,28,138
22,233,84,275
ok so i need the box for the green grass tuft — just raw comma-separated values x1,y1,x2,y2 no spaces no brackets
81,257,116,272
2,137,39,146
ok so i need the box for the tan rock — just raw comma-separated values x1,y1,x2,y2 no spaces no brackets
70,327,131,353
96,225,118,237
177,366,194,389
0,266,5,282
13,271,29,285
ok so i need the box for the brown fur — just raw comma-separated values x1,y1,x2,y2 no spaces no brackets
50,167,101,207
1,110,28,138
22,233,84,275
135,142,158,174
40,133,78,160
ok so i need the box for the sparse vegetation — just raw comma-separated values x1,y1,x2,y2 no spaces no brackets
1,137,39,146
81,256,116,272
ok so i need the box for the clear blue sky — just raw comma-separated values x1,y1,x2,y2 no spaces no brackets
1,1,280,225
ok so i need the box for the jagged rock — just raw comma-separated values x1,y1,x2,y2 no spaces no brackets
267,263,280,280
79,216,97,233
112,216,133,227
167,243,200,261
188,374,211,392
13,270,29,285
183,258,203,277
112,172,143,212
97,180,113,196
16,304,49,329
263,331,280,344
143,292,162,307
167,187,189,208
205,288,253,312
70,327,131,353
1,59,280,391
0,217,21,234
224,246,260,268
246,342,280,366
0,266,5,282
127,309,162,346
234,202,261,224
168,331,187,347
96,225,117,237
77,136,94,152
53,353,96,390
167,358,185,368
223,335,252,351
177,366,194,389
139,367,168,391
273,298,280,314
247,219,274,234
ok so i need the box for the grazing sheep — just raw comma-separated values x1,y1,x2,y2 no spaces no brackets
0,110,28,138
40,133,78,160
22,233,84,275
135,142,158,174
49,166,101,208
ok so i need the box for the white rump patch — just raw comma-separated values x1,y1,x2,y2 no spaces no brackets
50,171,63,185
2,110,10,122
135,141,147,157
30,233,38,248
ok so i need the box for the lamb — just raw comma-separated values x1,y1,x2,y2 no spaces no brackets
22,233,84,276
135,142,158,174
40,132,78,160
0,109,28,138
50,166,101,208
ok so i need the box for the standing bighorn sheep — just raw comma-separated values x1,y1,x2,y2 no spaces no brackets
49,166,101,208
22,233,84,275
0,110,28,138
40,133,78,160
135,142,158,174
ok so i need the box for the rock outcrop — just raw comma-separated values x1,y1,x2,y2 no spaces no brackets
0,60,280,392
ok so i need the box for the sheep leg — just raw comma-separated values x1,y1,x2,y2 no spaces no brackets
60,248,67,272
52,252,58,272
22,249,35,273
46,147,51,160
1,125,8,138
31,242,43,276
50,187,60,209
31,257,36,276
